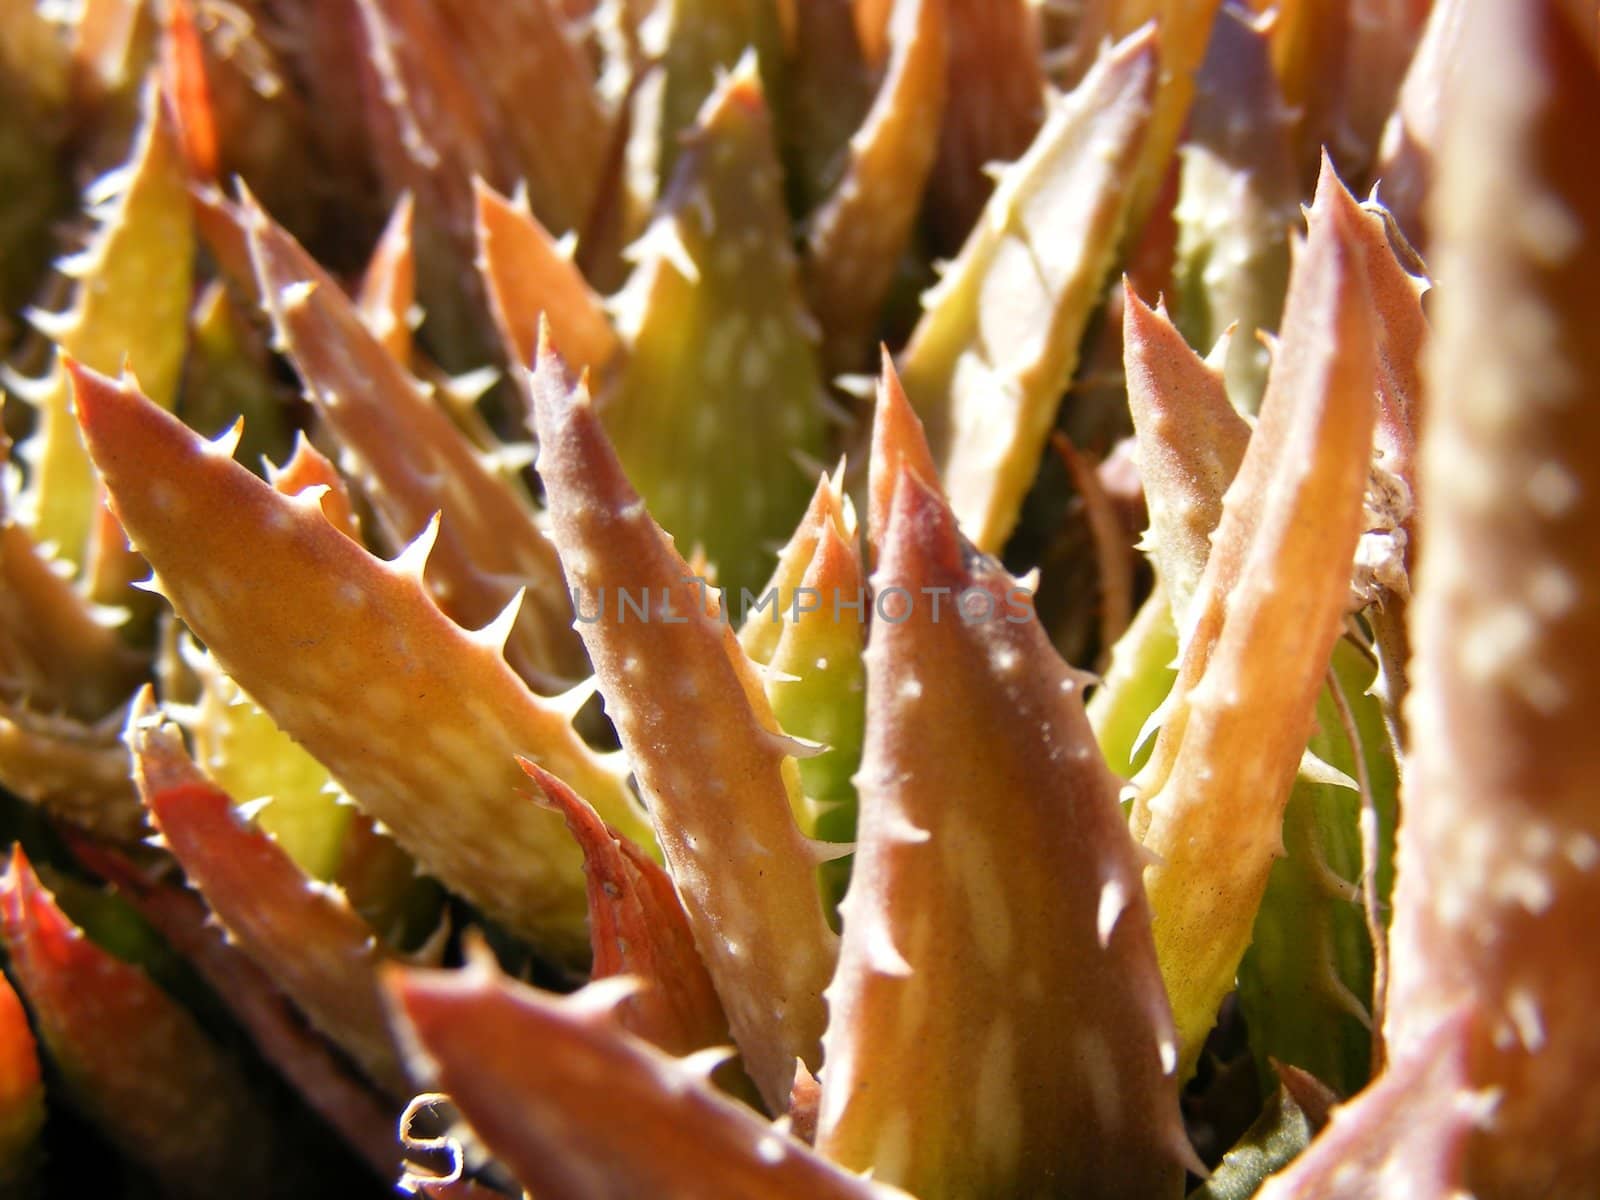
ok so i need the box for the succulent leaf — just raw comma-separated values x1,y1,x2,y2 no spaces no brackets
16,81,191,571
737,467,867,910
921,0,1044,251
0,516,144,720
864,351,939,559
68,836,402,1176
356,192,419,363
815,463,1193,1198
388,950,907,1200
1171,4,1297,412
531,336,838,1113
1235,640,1397,1099
1331,0,1431,185
1087,583,1179,781
179,280,294,478
347,0,514,357
127,693,408,1098
179,638,354,882
802,0,947,371
519,759,730,1057
1106,0,1224,236
1121,283,1250,627
1276,5,1600,1193
897,27,1158,553
1130,159,1377,1076
431,0,612,239
0,699,142,840
475,179,620,379
0,1,72,335
243,191,589,692
1340,178,1431,737
1252,1009,1477,1199
69,360,648,966
632,0,779,209
0,969,43,1192
605,57,827,599
0,845,291,1200
264,432,362,542
1370,0,1467,250
179,437,364,881
770,0,872,216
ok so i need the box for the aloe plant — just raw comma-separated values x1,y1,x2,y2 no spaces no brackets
0,0,1595,1197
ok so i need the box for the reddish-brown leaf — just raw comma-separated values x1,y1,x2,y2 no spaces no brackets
388,953,906,1200
815,462,1193,1197
518,759,728,1058
530,337,838,1112
1,846,290,1199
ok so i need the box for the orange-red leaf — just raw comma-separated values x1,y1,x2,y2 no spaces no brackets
388,954,906,1200
530,338,837,1112
128,703,407,1097
69,361,647,965
1,846,289,1199
519,759,728,1058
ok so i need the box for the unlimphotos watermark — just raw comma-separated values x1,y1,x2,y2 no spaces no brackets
569,578,1034,626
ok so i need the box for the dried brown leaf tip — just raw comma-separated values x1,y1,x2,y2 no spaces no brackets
1131,157,1377,1074
0,845,294,1199
387,948,907,1200
68,361,647,965
815,464,1193,1197
530,334,837,1113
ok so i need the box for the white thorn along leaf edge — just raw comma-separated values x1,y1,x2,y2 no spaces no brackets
468,587,528,656
388,511,443,583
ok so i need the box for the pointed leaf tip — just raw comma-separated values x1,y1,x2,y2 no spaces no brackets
819,462,1193,1195
868,353,942,559
531,349,839,1113
516,757,728,1058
